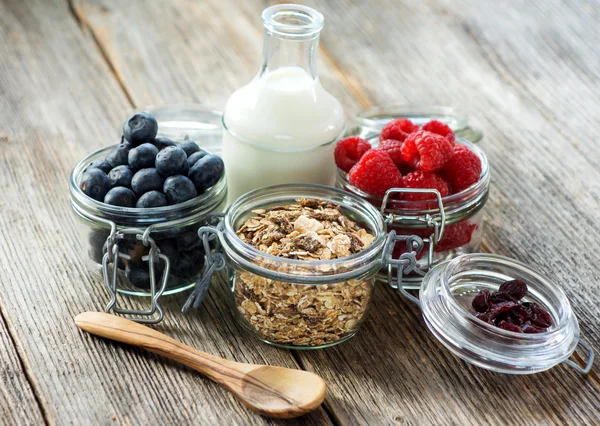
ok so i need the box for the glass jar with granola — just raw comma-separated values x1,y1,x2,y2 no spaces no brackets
200,184,387,349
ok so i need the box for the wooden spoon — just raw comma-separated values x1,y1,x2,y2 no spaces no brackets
74,312,326,419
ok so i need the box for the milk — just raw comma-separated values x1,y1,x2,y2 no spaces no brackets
223,66,344,202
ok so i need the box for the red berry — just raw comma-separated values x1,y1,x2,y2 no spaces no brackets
434,219,477,252
442,144,482,193
401,170,449,201
380,118,419,142
377,139,405,166
421,120,455,144
401,130,453,172
334,136,372,173
348,149,403,197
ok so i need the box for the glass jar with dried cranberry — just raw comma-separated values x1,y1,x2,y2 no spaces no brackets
336,137,489,287
415,253,593,374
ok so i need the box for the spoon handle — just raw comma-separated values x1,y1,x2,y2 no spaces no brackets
74,312,249,381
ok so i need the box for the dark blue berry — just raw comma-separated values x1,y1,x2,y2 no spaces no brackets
155,146,188,177
163,175,197,205
187,150,208,168
172,250,204,279
176,231,204,251
188,154,224,192
136,190,168,208
106,143,131,167
86,159,112,174
126,265,150,289
123,112,158,146
80,168,111,201
179,140,200,157
128,143,158,169
152,137,176,150
104,187,137,207
131,168,165,195
108,165,134,188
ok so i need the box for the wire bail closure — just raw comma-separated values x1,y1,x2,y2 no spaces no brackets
102,223,170,324
182,222,226,313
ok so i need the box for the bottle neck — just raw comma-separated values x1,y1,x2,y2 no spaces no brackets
259,30,320,79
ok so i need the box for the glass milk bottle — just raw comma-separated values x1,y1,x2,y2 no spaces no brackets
222,4,345,203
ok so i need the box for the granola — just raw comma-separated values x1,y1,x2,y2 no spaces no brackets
234,198,375,346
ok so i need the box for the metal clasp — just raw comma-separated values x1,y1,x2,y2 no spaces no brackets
102,224,169,324
182,221,226,313
563,339,595,375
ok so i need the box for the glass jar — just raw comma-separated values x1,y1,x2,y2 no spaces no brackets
415,253,593,374
69,144,227,323
354,104,483,143
336,137,489,288
197,184,388,349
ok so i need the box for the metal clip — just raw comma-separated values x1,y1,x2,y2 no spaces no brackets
382,231,424,309
182,223,226,313
103,225,169,324
563,339,595,375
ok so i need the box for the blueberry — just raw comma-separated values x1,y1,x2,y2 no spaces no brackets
179,140,201,157
176,230,204,251
106,143,131,167
163,175,197,205
152,137,176,150
131,168,165,195
80,168,111,201
126,265,150,290
136,190,168,208
104,186,137,207
188,154,224,192
155,146,188,177
123,112,158,146
108,165,134,188
86,159,112,174
172,250,205,279
187,150,208,168
128,143,158,169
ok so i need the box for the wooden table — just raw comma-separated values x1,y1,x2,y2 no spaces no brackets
1,0,599,424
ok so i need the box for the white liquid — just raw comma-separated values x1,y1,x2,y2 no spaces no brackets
222,67,344,203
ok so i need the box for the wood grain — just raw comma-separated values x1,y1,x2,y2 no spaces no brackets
0,0,331,424
0,312,46,425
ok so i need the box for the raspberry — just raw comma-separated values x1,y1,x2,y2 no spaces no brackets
377,139,405,166
380,118,419,142
442,144,482,193
421,120,455,144
434,220,477,252
401,170,449,201
401,130,453,172
348,149,403,197
334,136,372,172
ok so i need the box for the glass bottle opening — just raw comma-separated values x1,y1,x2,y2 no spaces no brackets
262,4,324,39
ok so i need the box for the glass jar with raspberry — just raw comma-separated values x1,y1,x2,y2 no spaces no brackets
335,120,489,287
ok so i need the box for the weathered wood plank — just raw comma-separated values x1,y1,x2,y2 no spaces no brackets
0,0,331,424
69,0,600,424
0,312,46,425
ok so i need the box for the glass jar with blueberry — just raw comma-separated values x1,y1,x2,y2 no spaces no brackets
335,114,490,287
70,112,226,323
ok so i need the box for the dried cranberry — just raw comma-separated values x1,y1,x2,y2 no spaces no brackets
505,304,529,326
474,311,492,324
472,290,491,313
522,323,547,334
498,279,528,300
487,301,518,321
490,292,517,304
498,321,523,333
529,303,552,328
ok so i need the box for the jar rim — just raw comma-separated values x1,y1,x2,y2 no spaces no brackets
220,183,387,282
338,137,489,216
357,104,469,131
69,144,227,225
262,4,324,39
